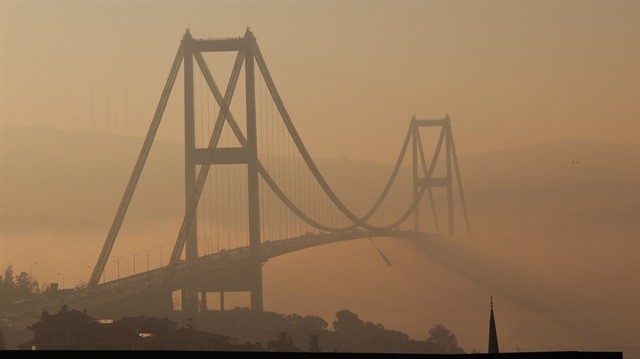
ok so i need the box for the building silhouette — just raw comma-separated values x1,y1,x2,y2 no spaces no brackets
18,304,259,351
20,304,154,350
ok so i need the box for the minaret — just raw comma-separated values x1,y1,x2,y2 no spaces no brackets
488,296,500,353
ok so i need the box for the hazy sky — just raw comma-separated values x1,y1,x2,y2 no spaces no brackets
1,1,638,164
1,3,638,354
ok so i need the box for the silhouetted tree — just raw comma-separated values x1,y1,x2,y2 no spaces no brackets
14,271,38,299
332,310,363,333
195,308,466,354
308,334,321,352
1,265,40,304
267,331,300,352
1,265,15,304
332,309,413,352
292,315,328,332
425,324,464,354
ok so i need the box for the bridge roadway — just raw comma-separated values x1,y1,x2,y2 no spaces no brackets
2,229,444,347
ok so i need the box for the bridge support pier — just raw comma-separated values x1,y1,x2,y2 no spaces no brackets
181,290,199,315
249,263,263,311
200,291,208,312
184,262,263,312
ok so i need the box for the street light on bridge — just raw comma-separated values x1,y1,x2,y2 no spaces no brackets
142,249,152,272
156,244,167,267
112,256,122,279
130,252,140,275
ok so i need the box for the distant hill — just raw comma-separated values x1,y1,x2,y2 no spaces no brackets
1,126,637,238
1,126,184,227
459,141,638,191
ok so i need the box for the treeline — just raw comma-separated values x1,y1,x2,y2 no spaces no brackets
0,264,40,307
196,308,465,353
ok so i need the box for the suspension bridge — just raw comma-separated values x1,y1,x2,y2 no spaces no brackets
86,27,471,314
6,29,472,338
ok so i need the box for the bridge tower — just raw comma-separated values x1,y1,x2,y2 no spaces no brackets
88,28,265,314
411,115,471,236
180,28,263,314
